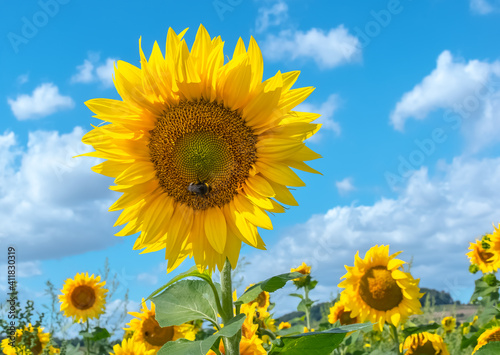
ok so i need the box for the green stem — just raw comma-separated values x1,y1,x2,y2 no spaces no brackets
220,258,240,355
85,320,90,355
304,287,311,331
390,324,401,355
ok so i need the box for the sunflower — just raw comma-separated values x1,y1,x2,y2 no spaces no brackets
485,224,500,266
110,338,156,355
278,322,291,330
338,245,423,331
473,326,500,354
81,25,321,272
0,324,56,355
59,272,107,323
400,332,450,355
441,316,456,333
125,299,196,351
328,300,359,325
244,284,270,313
467,236,499,274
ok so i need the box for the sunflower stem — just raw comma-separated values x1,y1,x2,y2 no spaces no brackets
220,258,240,355
85,320,90,355
304,286,311,331
390,323,402,355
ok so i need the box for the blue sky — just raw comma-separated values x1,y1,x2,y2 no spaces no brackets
2,0,500,334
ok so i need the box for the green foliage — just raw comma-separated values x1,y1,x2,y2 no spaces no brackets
474,342,500,354
235,272,303,305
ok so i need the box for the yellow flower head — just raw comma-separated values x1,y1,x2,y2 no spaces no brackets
81,25,321,273
473,326,500,354
485,224,500,267
328,300,359,325
0,324,56,355
441,316,456,333
467,236,499,274
124,299,196,351
244,284,270,313
109,338,156,355
59,272,108,323
278,322,291,330
291,262,311,277
338,245,423,331
400,332,450,355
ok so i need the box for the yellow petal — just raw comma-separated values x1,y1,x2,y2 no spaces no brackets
204,206,227,254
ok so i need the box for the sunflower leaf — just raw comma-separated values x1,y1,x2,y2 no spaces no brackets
146,266,212,300
402,322,439,338
268,323,373,355
235,272,303,305
153,279,219,326
158,313,246,355
474,342,500,354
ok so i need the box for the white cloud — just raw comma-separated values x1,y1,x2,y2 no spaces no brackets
7,83,74,120
241,156,499,315
262,26,362,69
335,177,355,195
0,128,120,262
255,1,288,33
296,94,341,141
71,54,117,88
391,51,500,152
17,73,29,85
470,0,500,14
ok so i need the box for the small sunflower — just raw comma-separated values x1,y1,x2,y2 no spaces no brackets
328,300,359,325
290,262,311,278
110,338,156,355
338,245,423,331
81,25,321,273
467,237,499,274
400,332,450,355
125,299,196,351
59,272,108,323
441,316,456,333
0,324,55,355
485,224,500,266
473,326,500,354
278,322,291,330
244,284,270,313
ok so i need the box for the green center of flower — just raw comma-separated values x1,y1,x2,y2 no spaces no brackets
149,100,257,210
71,285,96,310
359,266,403,311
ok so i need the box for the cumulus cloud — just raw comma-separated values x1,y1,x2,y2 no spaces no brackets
391,51,500,152
262,26,361,69
7,83,74,120
470,0,500,14
255,1,288,33
0,128,120,262
335,177,355,195
240,156,499,315
71,54,117,88
296,94,341,140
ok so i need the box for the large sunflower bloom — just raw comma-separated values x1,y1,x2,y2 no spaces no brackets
81,25,321,272
338,245,423,331
0,324,58,355
473,326,500,354
59,272,108,323
328,300,359,325
400,332,450,355
467,236,499,274
124,299,197,351
110,338,156,355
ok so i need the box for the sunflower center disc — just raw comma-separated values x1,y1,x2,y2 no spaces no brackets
359,266,403,311
149,100,257,210
479,250,494,264
142,317,174,346
413,341,439,355
71,285,96,310
338,309,356,326
486,329,500,342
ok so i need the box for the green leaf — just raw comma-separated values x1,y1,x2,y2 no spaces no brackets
235,272,303,305
474,342,500,354
158,313,246,355
402,323,439,338
269,323,372,355
289,293,303,299
297,299,314,313
470,278,500,303
147,266,212,300
153,279,219,326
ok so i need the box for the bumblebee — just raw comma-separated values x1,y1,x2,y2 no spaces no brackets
187,181,211,197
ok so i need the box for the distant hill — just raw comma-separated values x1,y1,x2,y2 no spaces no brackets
420,288,457,306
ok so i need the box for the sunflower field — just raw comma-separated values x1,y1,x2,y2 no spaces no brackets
1,24,500,355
